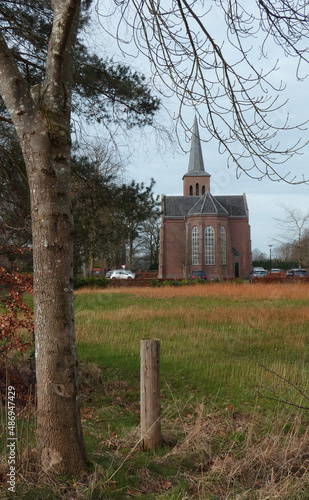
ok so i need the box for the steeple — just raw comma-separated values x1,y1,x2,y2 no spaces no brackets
187,116,208,174
183,116,211,196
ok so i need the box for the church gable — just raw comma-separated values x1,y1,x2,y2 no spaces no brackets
188,192,228,216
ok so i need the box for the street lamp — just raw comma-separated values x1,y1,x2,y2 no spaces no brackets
268,245,273,270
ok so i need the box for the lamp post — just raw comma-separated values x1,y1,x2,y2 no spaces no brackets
268,245,273,271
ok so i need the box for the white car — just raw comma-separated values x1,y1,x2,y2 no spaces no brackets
109,269,135,280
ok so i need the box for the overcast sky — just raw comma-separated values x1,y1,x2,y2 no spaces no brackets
88,3,309,256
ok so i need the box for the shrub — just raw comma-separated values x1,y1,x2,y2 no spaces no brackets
150,278,160,287
73,276,108,289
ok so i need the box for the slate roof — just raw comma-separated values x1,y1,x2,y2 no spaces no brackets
215,195,248,217
163,193,248,218
163,196,198,218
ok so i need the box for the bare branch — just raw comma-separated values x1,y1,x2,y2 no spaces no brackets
97,0,309,183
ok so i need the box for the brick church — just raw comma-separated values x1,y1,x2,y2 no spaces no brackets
158,117,252,280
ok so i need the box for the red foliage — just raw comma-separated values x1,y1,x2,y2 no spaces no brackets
0,266,34,361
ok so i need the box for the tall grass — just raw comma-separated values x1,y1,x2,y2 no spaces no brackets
75,282,309,412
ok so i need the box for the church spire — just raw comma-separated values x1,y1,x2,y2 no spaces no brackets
187,116,210,175
183,116,211,196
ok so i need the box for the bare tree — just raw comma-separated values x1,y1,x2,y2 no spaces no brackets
252,248,267,261
135,215,161,269
75,138,125,180
274,243,294,263
275,204,309,268
101,0,309,183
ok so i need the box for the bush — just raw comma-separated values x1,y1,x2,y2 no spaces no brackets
181,279,191,286
170,280,184,286
150,278,160,287
73,276,108,289
0,267,34,362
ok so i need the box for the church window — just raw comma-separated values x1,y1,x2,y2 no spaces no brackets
202,185,205,195
205,226,215,265
192,226,199,265
190,185,193,196
221,226,226,265
196,183,199,196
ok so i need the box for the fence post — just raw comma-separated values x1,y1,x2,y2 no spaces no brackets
140,339,161,450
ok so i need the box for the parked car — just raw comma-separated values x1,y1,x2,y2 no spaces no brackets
189,270,207,281
270,268,282,274
105,270,112,278
286,268,308,277
109,269,136,280
249,267,268,282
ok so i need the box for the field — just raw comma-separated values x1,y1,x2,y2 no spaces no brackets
2,282,309,498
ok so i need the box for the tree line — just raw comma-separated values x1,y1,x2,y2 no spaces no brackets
0,135,161,274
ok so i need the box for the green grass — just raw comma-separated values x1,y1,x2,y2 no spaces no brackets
74,288,309,413
2,283,309,499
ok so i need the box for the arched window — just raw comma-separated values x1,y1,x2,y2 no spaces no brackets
195,183,199,196
192,226,199,265
221,226,226,265
190,185,193,196
205,226,215,265
202,185,205,195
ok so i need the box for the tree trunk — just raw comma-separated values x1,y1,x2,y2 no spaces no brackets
0,0,87,476
24,119,87,475
82,262,88,278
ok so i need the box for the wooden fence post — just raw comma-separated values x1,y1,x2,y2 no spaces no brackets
140,339,161,450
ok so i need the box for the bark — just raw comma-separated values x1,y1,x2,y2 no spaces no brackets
0,0,87,475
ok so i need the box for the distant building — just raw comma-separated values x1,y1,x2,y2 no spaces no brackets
158,117,252,280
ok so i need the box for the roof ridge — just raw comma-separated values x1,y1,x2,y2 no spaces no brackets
209,193,218,213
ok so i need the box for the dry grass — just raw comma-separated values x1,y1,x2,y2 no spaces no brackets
75,283,309,367
74,281,309,300
156,403,309,499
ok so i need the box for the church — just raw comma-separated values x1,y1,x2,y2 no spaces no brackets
158,118,252,280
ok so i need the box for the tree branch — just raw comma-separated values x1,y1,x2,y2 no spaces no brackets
42,0,80,114
0,30,36,131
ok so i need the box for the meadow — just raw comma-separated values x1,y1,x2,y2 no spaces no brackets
2,281,309,498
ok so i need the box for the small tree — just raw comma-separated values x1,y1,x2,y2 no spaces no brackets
135,215,161,270
115,180,160,269
275,204,309,268
252,249,267,261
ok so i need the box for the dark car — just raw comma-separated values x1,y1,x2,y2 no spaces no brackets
190,270,207,281
286,268,308,277
249,267,268,282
